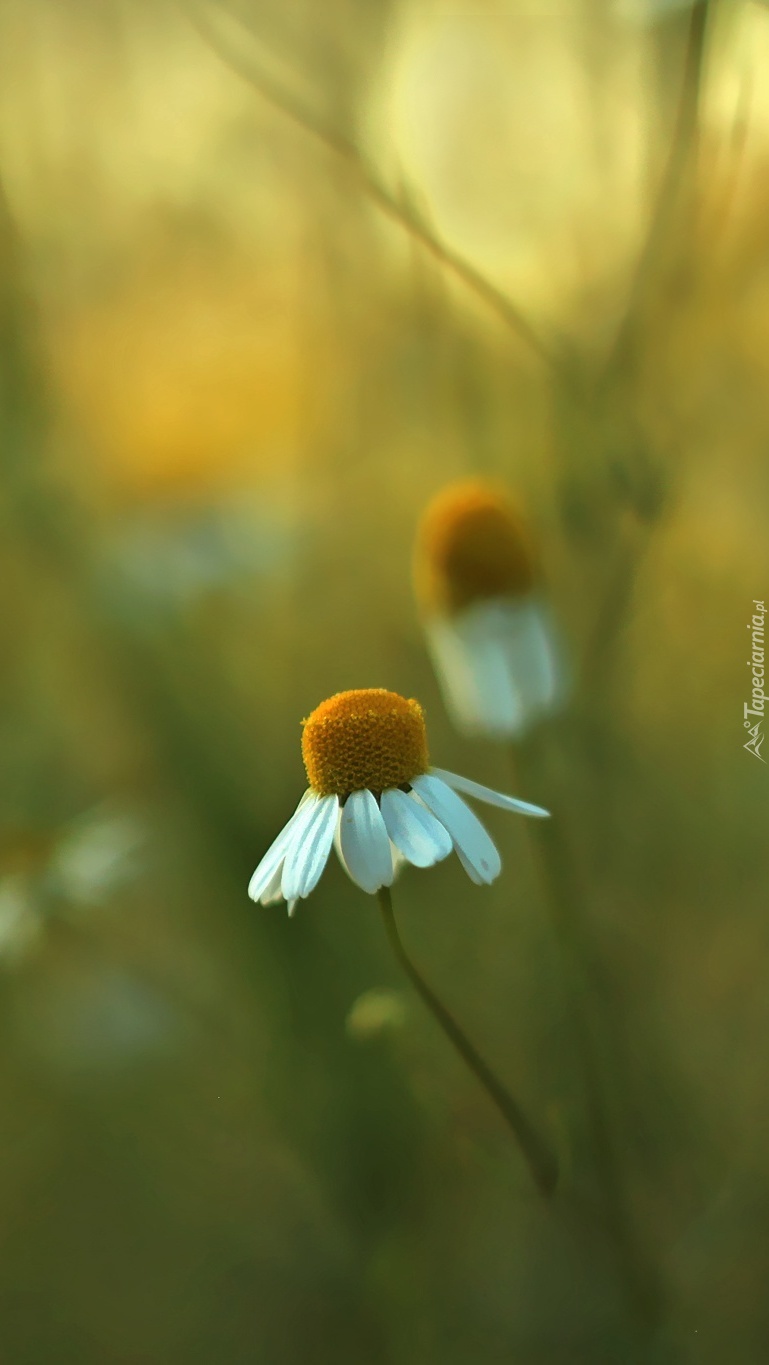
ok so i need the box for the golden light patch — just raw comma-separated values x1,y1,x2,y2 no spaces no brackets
302,689,429,797
414,480,537,615
46,245,333,504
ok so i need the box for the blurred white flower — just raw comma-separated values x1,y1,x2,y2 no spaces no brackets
16,965,185,1074
414,481,567,740
109,496,299,611
47,808,145,908
0,807,146,969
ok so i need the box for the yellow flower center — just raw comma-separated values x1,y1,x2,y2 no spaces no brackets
302,689,429,797
414,479,537,615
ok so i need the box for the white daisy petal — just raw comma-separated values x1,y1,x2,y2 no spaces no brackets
425,608,525,737
430,768,550,819
390,843,408,877
281,794,339,902
425,598,565,739
380,787,453,869
339,789,393,893
247,791,319,902
259,863,286,905
333,816,347,871
411,774,501,885
501,599,562,718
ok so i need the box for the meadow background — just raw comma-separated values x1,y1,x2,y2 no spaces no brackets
0,0,767,1361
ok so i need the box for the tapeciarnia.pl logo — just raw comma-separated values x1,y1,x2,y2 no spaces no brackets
744,599,766,762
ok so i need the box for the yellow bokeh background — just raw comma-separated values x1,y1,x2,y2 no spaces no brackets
0,2,766,1361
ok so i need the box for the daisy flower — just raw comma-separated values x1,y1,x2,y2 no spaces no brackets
414,480,567,739
248,687,557,1194
248,688,548,914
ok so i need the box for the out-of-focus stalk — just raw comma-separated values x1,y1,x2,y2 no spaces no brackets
378,885,558,1198
511,733,666,1334
183,0,555,369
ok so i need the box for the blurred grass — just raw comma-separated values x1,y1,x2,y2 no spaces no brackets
0,0,766,1362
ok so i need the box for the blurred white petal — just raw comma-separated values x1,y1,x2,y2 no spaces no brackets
49,809,145,907
425,597,566,738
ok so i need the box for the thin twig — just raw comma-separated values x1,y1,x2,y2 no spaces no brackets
601,0,712,384
580,5,713,687
378,885,558,1196
183,0,555,368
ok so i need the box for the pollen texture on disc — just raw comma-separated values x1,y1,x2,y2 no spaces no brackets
302,689,429,797
416,480,537,614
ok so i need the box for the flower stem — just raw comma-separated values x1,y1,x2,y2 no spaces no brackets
599,0,712,388
377,885,558,1197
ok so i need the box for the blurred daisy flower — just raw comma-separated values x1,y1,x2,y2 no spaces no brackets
47,808,145,908
0,808,146,967
248,688,548,913
108,496,299,615
414,481,567,740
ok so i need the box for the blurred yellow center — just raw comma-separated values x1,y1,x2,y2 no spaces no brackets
302,689,429,797
415,480,537,615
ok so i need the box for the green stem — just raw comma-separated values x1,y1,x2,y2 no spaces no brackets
601,0,712,387
377,885,558,1197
